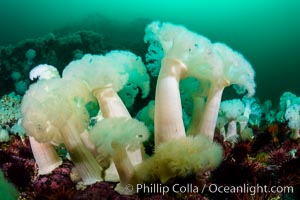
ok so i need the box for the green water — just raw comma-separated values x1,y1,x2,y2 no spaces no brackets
0,0,299,102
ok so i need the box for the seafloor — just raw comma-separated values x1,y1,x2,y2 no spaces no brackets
1,125,299,199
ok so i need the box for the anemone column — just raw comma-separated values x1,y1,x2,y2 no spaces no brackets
197,81,228,141
155,58,187,147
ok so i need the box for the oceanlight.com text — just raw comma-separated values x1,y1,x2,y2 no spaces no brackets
208,183,294,196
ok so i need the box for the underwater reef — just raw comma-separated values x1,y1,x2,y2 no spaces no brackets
0,21,299,200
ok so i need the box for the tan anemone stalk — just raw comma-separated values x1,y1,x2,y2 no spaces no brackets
29,136,62,175
196,79,230,140
154,58,187,146
186,80,210,136
93,85,131,118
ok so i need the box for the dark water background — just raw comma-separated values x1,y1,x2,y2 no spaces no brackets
0,0,299,103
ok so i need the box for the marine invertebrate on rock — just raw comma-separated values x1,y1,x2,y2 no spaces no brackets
63,50,150,182
219,99,245,143
25,49,36,65
0,92,22,127
285,104,300,140
229,142,252,162
136,135,223,184
268,148,290,165
62,50,150,111
0,127,9,142
21,74,102,184
89,118,149,195
241,96,262,128
145,21,255,143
